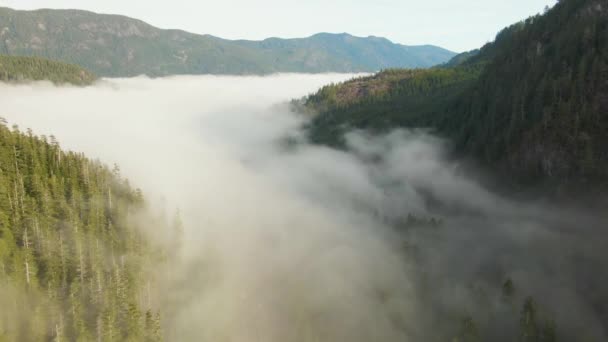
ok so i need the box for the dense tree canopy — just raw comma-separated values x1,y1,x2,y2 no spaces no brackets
0,120,162,341
302,0,608,193
0,54,96,85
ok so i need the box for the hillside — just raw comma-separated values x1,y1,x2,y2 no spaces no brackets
0,7,455,77
0,121,164,341
302,0,608,193
0,54,96,85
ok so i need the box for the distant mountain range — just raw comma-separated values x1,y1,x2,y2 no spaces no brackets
0,7,455,77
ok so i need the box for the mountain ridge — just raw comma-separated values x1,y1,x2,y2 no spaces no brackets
301,0,608,195
0,6,455,77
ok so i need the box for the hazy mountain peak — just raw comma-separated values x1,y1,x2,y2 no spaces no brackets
0,7,455,76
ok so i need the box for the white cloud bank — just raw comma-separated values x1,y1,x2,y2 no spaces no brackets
1,74,606,341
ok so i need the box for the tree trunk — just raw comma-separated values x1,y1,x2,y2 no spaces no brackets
24,227,30,286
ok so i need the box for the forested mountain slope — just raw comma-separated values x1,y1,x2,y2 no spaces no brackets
0,7,455,77
0,54,96,85
302,0,608,192
0,121,163,341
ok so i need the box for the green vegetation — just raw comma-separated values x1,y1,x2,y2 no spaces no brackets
0,7,455,77
0,54,96,85
0,120,162,341
442,49,479,67
302,66,483,145
303,0,608,191
441,0,608,188
399,217,562,342
447,295,557,342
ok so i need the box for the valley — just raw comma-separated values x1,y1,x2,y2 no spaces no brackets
0,0,606,341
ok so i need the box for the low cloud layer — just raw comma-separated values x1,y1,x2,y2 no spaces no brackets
1,75,606,341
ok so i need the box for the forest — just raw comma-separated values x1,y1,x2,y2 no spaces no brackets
0,120,164,341
0,55,96,85
0,0,606,340
302,0,608,194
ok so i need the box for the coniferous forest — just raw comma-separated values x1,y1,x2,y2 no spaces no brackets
0,121,163,341
0,55,96,85
302,0,608,193
0,0,606,340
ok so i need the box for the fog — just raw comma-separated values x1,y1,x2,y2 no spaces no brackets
1,75,606,341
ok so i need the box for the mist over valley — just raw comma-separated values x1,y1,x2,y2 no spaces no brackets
1,74,606,341
0,0,606,341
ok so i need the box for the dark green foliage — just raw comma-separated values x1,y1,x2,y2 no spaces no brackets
0,7,455,77
454,316,480,342
0,121,161,340
449,295,558,342
442,49,480,67
304,0,608,191
0,54,96,85
502,278,516,298
441,0,608,188
520,297,539,342
519,297,558,342
541,320,557,342
302,66,482,146
399,220,565,342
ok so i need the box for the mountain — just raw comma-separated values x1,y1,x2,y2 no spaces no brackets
301,0,608,194
0,7,455,77
0,54,96,85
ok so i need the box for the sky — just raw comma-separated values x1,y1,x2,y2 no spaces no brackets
0,0,556,53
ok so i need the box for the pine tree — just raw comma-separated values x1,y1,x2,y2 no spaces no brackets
0,121,164,340
520,297,539,342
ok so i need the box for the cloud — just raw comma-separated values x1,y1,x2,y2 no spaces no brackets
1,74,606,341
